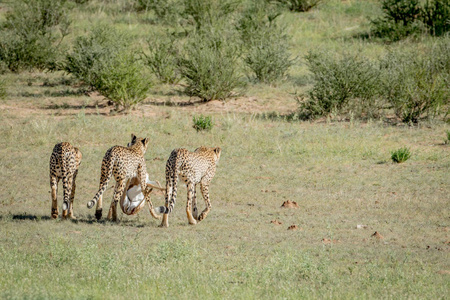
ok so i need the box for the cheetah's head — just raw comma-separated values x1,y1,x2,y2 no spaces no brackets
128,134,149,153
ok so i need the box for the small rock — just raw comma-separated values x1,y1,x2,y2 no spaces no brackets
287,225,299,230
270,220,282,225
356,224,368,229
281,200,299,208
371,231,384,239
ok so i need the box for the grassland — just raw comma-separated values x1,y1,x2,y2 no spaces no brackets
1,0,449,299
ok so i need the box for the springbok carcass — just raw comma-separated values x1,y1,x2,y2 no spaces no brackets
119,174,165,219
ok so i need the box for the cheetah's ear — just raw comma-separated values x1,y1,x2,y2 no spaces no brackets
131,134,137,142
214,147,221,156
141,138,149,147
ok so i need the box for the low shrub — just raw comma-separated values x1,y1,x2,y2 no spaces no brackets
238,2,293,84
181,0,237,30
379,46,449,123
236,1,282,44
0,0,71,72
371,0,450,41
95,51,151,112
274,0,322,12
143,34,181,84
135,0,182,24
178,32,245,101
244,29,293,84
422,0,450,36
445,130,450,144
193,115,213,131
299,51,381,119
64,25,129,87
391,147,411,163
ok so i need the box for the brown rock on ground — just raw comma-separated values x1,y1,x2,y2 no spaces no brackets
372,231,384,239
322,238,340,244
270,220,282,225
287,225,299,230
281,200,299,208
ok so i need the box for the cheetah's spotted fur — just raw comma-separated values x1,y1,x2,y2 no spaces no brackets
49,142,82,219
87,134,161,221
158,146,221,227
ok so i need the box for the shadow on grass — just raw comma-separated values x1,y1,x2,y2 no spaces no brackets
145,98,207,107
11,214,52,221
2,213,147,227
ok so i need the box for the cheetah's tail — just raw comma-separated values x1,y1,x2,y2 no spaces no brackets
87,152,114,209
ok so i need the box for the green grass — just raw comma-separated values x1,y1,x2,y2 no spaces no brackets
0,1,449,298
391,147,412,163
0,105,449,298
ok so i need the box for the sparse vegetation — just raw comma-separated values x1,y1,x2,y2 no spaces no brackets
0,1,449,298
240,2,293,84
192,115,213,131
0,0,71,72
274,0,322,12
299,51,381,119
371,0,450,41
178,32,245,101
0,78,6,99
391,147,412,163
143,34,181,84
64,25,129,88
94,51,151,112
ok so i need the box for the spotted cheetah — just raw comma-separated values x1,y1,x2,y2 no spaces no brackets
158,146,221,227
87,134,161,222
49,142,82,219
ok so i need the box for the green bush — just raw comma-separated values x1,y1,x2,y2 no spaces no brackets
95,51,151,112
143,34,181,84
178,32,245,101
391,147,411,163
193,115,213,131
181,0,237,30
64,26,129,88
379,46,449,123
299,51,381,119
445,130,450,144
0,0,71,72
274,0,322,12
244,29,293,84
236,1,282,44
371,0,450,41
237,2,292,84
135,0,182,24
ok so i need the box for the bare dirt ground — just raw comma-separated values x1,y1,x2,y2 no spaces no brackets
1,89,299,119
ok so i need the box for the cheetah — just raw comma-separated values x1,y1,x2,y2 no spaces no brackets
49,142,82,219
87,134,161,222
158,146,221,227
